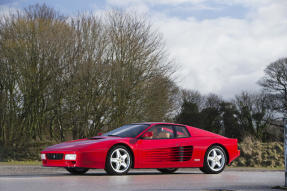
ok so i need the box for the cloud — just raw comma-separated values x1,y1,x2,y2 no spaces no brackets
105,0,287,99
0,5,18,17
0,0,16,5
0,0,19,17
1,0,287,99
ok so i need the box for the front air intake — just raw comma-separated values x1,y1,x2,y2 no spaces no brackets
46,153,64,160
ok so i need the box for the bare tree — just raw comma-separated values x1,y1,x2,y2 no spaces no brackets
180,89,205,111
233,91,273,139
259,58,287,114
204,93,222,109
0,4,177,155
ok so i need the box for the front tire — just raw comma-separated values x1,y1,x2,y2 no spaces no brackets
157,168,178,174
65,167,89,175
105,145,132,175
200,145,226,174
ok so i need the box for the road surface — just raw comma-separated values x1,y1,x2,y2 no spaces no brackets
0,166,284,191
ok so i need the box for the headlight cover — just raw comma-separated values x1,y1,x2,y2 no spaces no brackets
65,154,77,160
41,154,46,160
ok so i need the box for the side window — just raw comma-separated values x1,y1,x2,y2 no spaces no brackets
174,126,190,138
145,125,174,139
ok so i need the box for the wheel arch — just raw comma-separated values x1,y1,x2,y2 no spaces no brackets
206,143,229,164
106,143,135,168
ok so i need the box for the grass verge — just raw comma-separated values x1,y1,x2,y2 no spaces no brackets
0,160,41,166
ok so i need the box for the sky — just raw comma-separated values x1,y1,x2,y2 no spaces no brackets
1,0,287,99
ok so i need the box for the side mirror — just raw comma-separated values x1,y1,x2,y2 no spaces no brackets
142,131,153,139
97,132,102,136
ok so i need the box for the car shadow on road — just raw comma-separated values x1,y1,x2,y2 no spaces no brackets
0,171,200,178
84,171,200,176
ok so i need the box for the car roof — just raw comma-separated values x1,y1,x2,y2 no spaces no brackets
132,122,224,136
127,122,225,138
131,122,187,126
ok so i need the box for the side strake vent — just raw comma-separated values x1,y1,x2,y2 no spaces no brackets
144,146,193,162
46,153,64,160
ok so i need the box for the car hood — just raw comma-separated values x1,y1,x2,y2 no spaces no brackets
43,136,125,152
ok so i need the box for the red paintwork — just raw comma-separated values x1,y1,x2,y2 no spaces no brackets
41,122,240,169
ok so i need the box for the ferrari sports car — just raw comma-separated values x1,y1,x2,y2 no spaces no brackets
41,122,240,175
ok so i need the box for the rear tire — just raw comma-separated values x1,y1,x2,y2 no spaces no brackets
65,167,89,175
200,145,226,174
157,168,178,174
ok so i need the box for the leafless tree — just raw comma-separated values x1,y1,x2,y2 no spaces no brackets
233,91,273,139
259,58,287,115
0,4,177,153
180,89,205,111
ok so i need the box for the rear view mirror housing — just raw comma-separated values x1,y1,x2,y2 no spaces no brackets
141,131,153,139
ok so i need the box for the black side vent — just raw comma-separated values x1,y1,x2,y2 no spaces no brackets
46,153,64,160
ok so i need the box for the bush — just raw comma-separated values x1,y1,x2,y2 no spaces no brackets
232,137,284,168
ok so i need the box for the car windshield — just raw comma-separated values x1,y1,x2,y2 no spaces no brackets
103,124,149,138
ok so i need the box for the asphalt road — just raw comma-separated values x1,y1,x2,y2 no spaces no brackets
0,166,284,191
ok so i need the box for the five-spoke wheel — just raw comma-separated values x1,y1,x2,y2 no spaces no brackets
105,145,132,175
200,145,226,174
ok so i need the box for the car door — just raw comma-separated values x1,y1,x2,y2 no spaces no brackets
173,125,194,165
135,124,183,168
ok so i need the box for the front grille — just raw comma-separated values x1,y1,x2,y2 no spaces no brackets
46,153,64,160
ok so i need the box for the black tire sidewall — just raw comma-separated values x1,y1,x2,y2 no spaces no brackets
202,145,226,174
105,145,132,175
66,167,89,175
157,168,178,174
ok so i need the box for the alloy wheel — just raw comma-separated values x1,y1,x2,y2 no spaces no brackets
207,148,225,172
110,148,131,173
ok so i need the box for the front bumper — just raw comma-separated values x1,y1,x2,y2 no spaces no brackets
41,151,79,168
40,150,107,169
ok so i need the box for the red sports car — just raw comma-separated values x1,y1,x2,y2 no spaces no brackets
41,122,240,175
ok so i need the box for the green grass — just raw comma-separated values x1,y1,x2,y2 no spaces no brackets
0,160,42,166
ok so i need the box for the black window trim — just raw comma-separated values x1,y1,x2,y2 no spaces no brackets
140,124,191,140
141,124,176,140
172,125,191,138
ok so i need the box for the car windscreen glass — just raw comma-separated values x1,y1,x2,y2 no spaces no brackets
103,124,150,138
